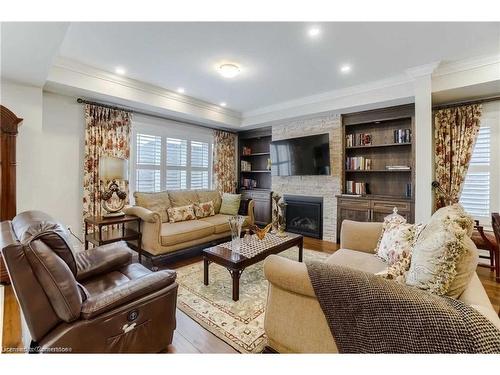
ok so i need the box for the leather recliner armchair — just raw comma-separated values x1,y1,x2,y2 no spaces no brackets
0,210,178,353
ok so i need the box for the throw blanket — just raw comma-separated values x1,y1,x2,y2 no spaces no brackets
307,261,500,353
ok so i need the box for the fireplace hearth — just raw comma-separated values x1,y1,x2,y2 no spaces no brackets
283,195,323,239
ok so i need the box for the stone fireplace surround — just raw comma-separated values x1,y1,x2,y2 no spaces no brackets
271,112,342,243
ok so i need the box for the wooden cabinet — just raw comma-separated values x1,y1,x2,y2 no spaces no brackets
241,189,272,226
336,195,414,241
0,106,23,284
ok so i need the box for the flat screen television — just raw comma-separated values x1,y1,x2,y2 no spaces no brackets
271,133,330,176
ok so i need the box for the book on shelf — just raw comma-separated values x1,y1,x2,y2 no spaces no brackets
346,156,372,170
393,129,412,144
241,178,257,189
241,160,252,171
346,181,367,195
345,133,372,147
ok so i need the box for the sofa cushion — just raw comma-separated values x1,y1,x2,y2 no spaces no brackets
197,190,222,214
167,204,197,223
134,191,171,223
406,204,477,298
160,220,215,246
168,190,199,207
199,214,249,234
326,249,387,274
219,193,241,215
194,201,215,218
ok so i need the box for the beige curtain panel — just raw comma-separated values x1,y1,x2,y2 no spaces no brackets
434,104,482,210
83,104,132,220
213,130,237,194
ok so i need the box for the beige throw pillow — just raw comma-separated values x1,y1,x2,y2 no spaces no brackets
219,193,241,216
406,204,477,298
194,201,215,218
167,204,197,223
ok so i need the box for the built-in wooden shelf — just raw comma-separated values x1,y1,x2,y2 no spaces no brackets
241,170,271,173
344,116,412,127
346,142,411,149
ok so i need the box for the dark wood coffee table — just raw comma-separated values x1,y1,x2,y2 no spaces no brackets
202,232,303,301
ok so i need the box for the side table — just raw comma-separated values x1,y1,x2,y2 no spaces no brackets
84,215,143,263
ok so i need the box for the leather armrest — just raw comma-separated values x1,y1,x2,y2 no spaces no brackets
81,269,177,320
76,241,133,281
238,198,252,215
123,206,161,223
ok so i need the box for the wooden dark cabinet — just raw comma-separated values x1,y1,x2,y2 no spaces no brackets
238,127,272,226
241,190,272,226
0,105,23,284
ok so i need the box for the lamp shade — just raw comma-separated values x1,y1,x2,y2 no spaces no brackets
99,156,129,181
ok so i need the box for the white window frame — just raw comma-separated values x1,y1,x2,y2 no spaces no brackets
460,101,500,227
130,118,213,199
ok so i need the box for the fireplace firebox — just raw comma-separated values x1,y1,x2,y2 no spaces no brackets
283,195,323,239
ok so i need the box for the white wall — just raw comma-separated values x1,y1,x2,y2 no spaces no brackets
1,80,85,233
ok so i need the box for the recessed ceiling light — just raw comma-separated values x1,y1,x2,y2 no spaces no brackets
218,63,241,78
177,87,185,94
220,102,227,107
115,67,126,75
340,64,352,73
308,27,321,38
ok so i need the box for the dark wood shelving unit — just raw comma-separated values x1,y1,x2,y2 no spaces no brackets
237,127,273,226
337,104,415,241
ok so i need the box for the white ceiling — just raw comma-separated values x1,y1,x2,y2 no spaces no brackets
56,22,500,112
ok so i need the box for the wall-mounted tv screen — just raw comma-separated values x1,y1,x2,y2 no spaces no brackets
271,133,330,176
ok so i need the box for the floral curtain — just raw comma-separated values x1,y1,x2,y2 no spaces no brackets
213,130,237,194
83,104,132,219
434,104,482,209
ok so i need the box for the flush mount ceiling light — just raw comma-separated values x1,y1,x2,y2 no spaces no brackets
115,67,126,75
218,63,241,78
219,102,227,107
308,26,321,38
340,64,352,73
177,87,185,94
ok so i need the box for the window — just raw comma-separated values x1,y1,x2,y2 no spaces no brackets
132,123,212,193
460,102,500,226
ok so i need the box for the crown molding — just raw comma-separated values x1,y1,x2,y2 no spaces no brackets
433,53,500,77
48,57,242,124
405,61,441,79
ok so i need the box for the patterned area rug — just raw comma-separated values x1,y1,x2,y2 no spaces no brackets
175,247,328,353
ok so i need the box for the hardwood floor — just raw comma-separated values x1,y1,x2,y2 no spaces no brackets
2,238,499,353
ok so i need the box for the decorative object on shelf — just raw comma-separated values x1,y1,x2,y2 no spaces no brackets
242,146,252,155
250,223,272,240
99,156,129,217
241,160,252,171
228,215,245,252
346,133,372,147
266,158,272,170
393,129,412,143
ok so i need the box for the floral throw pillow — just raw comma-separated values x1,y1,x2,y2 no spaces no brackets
376,222,424,265
167,204,196,223
194,201,215,218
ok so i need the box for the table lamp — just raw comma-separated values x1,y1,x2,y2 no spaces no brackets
99,156,129,217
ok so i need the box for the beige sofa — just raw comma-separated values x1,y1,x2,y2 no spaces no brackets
124,190,254,258
263,220,500,353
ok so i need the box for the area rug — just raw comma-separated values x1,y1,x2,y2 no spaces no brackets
175,247,329,353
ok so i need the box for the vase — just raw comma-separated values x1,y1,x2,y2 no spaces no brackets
228,215,245,252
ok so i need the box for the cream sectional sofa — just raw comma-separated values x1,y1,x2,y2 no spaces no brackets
124,190,254,260
263,220,500,353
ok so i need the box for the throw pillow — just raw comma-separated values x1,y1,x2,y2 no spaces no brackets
406,204,477,298
194,201,215,218
376,222,424,265
167,204,196,223
219,193,241,215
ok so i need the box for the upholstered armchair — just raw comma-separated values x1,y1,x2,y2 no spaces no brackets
1,210,178,353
